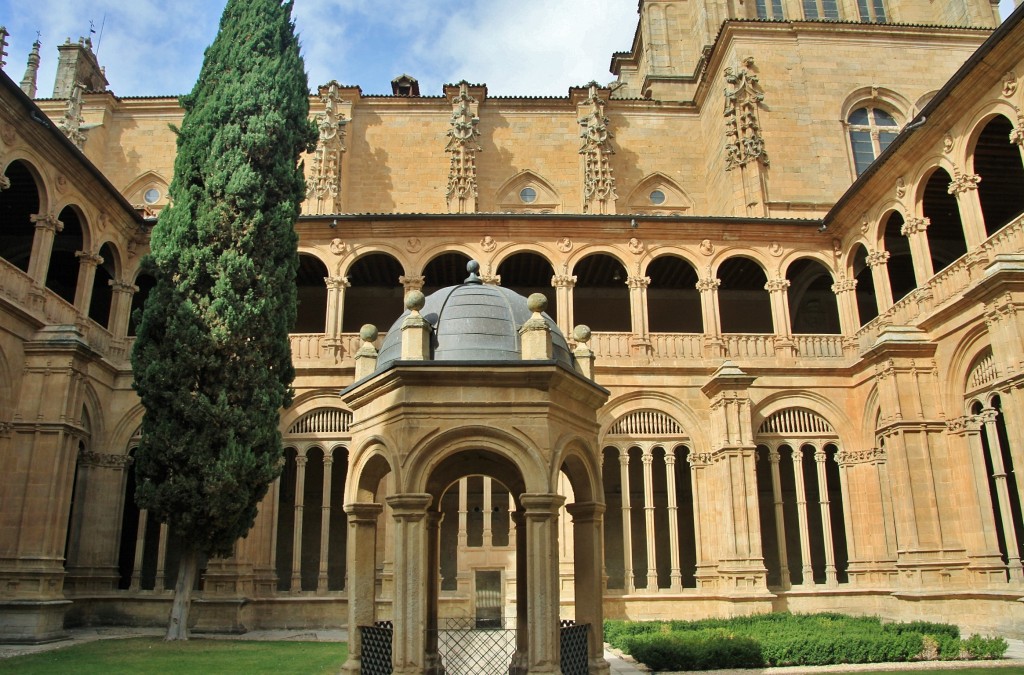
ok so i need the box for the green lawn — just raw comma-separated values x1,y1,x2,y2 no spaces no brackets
856,670,1022,675
0,638,347,674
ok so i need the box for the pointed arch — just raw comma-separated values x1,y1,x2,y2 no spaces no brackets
625,173,692,215
121,171,170,212
495,170,561,213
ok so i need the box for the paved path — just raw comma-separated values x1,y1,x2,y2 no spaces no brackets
2,628,1021,675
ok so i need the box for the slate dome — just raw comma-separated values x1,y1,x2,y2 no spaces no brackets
374,261,574,371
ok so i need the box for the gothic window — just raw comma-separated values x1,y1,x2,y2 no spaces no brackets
625,173,692,215
848,107,899,176
857,0,887,22
756,0,785,19
803,0,839,20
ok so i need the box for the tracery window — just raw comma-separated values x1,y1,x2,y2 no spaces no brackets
756,0,785,19
848,107,899,176
803,0,839,20
857,0,887,22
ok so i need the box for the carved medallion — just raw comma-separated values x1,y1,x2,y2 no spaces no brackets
627,237,644,254
768,241,782,257
556,237,572,253
1003,71,1018,98
329,238,347,255
480,235,497,252
699,239,715,256
406,237,422,253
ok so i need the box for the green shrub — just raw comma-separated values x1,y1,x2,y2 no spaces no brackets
962,634,1008,659
885,620,960,640
621,629,763,671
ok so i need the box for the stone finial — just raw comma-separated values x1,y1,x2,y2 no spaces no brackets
572,324,596,380
401,290,430,360
354,324,379,379
20,39,41,99
464,259,482,285
520,293,552,360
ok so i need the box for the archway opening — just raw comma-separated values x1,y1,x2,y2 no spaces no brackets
973,115,1024,236
294,254,328,333
422,252,472,296
883,212,916,303
343,253,404,332
88,242,117,328
786,258,840,334
128,272,156,337
647,256,702,332
573,253,630,331
496,252,556,320
0,160,41,272
46,206,84,304
718,257,772,333
852,245,878,325
922,167,968,273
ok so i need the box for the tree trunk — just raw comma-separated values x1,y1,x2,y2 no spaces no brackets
166,547,199,640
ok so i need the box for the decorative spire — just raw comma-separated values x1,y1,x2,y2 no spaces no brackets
445,81,481,214
578,82,617,214
306,80,347,214
723,57,769,171
57,81,87,149
0,26,9,69
20,38,41,99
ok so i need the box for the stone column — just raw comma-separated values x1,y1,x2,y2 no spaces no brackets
790,446,814,584
341,502,384,675
900,217,934,288
697,276,723,357
520,493,565,674
324,276,349,356
618,447,635,592
565,501,610,675
664,449,683,591
979,408,1024,581
27,212,62,285
290,452,308,592
866,249,894,311
814,448,838,585
766,277,795,356
129,509,149,591
387,493,433,675
511,510,528,675
155,523,169,590
109,279,138,337
483,476,493,547
424,510,444,675
627,275,651,356
64,451,132,593
640,444,658,589
72,250,102,313
552,274,576,337
768,447,791,588
688,451,715,587
947,168,987,248
318,450,334,593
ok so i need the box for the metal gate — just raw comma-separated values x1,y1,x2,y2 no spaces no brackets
560,622,590,675
359,622,393,675
429,617,517,675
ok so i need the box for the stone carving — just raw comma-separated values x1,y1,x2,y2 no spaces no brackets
58,82,87,149
900,216,929,236
699,239,714,256
30,212,63,232
325,276,350,291
831,276,857,293
942,133,953,153
832,238,842,258
696,277,721,292
947,166,981,195
556,237,572,252
895,176,906,199
578,83,617,214
75,250,103,267
78,450,134,468
307,81,347,214
724,57,769,171
406,237,422,253
836,447,886,465
1003,70,1018,97
1011,110,1024,146
687,452,714,466
627,237,644,254
865,249,890,267
627,275,651,289
445,82,481,214
551,274,577,288
55,174,68,193
399,275,425,291
480,235,497,252
0,27,7,69
329,238,347,255
0,120,14,146
764,278,790,292
768,241,782,257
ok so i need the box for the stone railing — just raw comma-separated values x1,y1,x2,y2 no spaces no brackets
856,212,1024,351
648,332,704,359
290,333,330,362
793,334,846,358
588,332,634,359
723,333,776,358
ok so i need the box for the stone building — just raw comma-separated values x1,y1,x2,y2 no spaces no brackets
1,0,1024,669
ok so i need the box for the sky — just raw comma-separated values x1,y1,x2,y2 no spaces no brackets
0,0,1019,99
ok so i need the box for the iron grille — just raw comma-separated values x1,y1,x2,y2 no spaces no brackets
360,624,392,675
560,623,590,675
428,623,517,675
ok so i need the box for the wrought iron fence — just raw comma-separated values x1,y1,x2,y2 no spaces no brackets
428,618,517,675
359,623,393,675
560,622,590,675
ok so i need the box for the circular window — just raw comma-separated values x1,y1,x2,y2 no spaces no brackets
519,187,537,204
143,188,161,204
649,189,666,205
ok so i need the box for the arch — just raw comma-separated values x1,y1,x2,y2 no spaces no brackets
572,252,631,332
920,166,968,273
607,409,686,437
717,255,772,333
121,171,170,212
286,407,353,435
495,170,561,213
347,443,394,504
881,210,915,303
295,252,329,333
0,159,44,273
966,346,998,395
646,254,702,332
88,242,118,328
624,173,693,215
840,87,911,123
843,94,903,177
850,243,878,325
969,113,1024,237
422,250,472,295
343,251,405,332
757,408,837,436
495,250,556,317
599,390,706,455
784,257,840,334
753,391,856,443
554,436,602,505
46,204,86,305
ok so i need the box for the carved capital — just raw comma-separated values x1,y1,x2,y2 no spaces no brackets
900,217,929,236
764,278,790,293
325,276,350,291
627,275,651,289
696,277,721,292
865,250,890,268
947,167,981,195
551,274,577,289
831,276,857,294
75,250,103,267
399,275,425,291
687,451,714,467
31,212,63,232
109,279,138,294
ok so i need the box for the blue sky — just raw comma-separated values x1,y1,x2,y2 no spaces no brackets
0,0,1018,99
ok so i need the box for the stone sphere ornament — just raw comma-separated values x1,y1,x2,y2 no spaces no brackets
527,293,548,313
573,324,592,344
405,290,425,311
359,324,379,343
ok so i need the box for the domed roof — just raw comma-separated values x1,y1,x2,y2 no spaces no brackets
374,262,574,371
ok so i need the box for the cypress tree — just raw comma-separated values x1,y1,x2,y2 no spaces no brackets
131,0,315,640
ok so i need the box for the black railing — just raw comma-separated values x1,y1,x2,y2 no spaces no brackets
560,622,590,675
359,623,393,675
